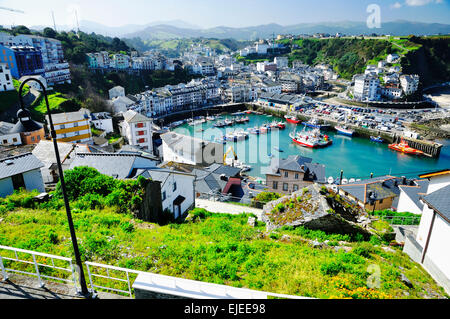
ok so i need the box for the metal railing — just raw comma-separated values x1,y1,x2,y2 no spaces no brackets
378,215,421,226
85,262,143,298
0,245,309,299
0,245,79,291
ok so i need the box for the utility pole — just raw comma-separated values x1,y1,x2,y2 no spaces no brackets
51,11,57,32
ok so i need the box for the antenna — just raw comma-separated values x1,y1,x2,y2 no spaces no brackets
74,10,80,33
51,11,57,32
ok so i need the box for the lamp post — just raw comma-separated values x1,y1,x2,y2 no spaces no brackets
18,78,91,298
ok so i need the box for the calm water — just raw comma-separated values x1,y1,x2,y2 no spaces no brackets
173,114,450,180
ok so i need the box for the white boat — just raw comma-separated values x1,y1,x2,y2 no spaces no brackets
290,128,333,148
335,125,354,136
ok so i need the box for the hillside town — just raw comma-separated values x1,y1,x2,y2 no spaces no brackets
0,1,449,303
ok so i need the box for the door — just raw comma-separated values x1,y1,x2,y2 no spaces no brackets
11,174,26,191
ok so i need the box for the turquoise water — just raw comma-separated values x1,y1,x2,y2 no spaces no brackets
173,114,450,180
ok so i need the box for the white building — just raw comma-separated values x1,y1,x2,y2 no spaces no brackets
400,74,420,96
397,180,429,215
0,63,14,92
0,153,45,198
90,112,114,133
137,168,195,219
120,110,153,153
161,132,223,166
109,86,126,100
353,74,380,101
403,169,450,294
386,54,400,63
274,57,289,69
0,121,22,146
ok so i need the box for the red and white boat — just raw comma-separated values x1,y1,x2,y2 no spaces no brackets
290,128,332,148
285,115,301,124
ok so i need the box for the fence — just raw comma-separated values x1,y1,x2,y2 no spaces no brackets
0,245,79,291
378,215,421,226
0,245,307,299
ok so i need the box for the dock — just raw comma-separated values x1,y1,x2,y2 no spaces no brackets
393,135,443,158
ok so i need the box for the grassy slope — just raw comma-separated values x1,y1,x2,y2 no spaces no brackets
0,203,447,299
0,79,29,113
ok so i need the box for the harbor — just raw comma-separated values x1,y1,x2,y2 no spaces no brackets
172,112,450,181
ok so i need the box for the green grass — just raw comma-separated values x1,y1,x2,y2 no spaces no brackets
0,192,447,299
0,79,29,112
31,92,68,116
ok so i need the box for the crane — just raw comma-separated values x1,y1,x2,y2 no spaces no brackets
0,6,25,14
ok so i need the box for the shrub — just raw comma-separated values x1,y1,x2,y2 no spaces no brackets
320,261,345,276
120,221,135,233
352,242,375,258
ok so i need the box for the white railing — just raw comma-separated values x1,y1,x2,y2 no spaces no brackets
85,262,143,298
0,245,79,291
1,245,309,299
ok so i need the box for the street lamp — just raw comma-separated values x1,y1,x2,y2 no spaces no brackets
18,78,91,298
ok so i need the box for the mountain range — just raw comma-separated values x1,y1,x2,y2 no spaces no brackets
31,20,450,40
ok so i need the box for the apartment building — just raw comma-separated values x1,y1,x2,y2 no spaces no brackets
400,74,420,96
13,34,71,85
112,54,130,69
274,57,289,69
0,63,14,92
0,45,45,78
46,109,92,144
353,74,380,101
120,110,153,152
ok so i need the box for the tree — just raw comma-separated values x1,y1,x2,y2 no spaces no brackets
43,27,57,39
12,25,31,35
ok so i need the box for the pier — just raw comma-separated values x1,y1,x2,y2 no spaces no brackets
393,135,443,158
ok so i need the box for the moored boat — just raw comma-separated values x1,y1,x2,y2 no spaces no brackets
389,139,424,156
285,115,301,124
370,136,384,143
290,128,332,148
335,125,354,137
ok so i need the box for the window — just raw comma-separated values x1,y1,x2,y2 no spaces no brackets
284,171,289,178
273,181,278,190
379,199,384,204
293,184,299,192
295,173,299,180
283,183,289,192
31,136,35,142
173,182,177,192
2,139,7,144
13,138,17,143
5,74,9,81
60,124,65,129
74,122,78,127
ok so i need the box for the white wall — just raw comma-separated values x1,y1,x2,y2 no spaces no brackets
160,173,195,219
423,214,450,281
427,175,450,194
0,133,22,146
397,190,423,215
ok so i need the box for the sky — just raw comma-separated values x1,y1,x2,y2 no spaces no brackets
0,0,449,29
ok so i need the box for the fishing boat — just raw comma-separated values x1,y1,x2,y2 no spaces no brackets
285,115,301,124
277,122,286,129
270,121,280,129
259,126,268,134
248,127,260,135
303,118,329,130
389,139,424,156
224,119,234,126
235,116,250,124
370,136,384,143
214,121,226,128
189,118,206,126
290,128,332,148
335,125,354,137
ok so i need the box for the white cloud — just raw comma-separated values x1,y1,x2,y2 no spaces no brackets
405,0,443,6
390,2,403,8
